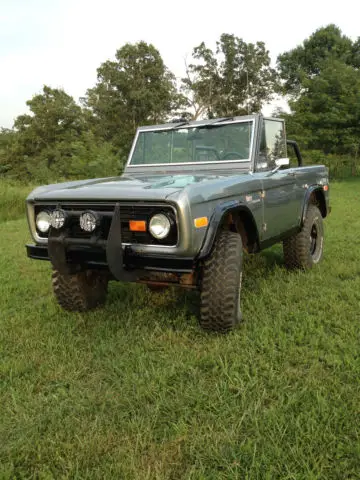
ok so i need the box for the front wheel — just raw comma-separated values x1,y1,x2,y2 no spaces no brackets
283,204,324,269
52,269,108,312
200,230,243,333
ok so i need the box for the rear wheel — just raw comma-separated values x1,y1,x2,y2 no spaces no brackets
283,204,324,269
200,230,243,333
52,269,108,311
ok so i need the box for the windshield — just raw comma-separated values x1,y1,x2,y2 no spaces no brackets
129,121,253,166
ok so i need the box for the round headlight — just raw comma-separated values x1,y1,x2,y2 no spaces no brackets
50,209,67,229
79,211,100,232
36,210,51,233
149,213,171,239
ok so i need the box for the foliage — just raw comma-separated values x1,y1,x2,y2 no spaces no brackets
182,34,277,119
1,29,360,182
0,181,35,222
278,25,360,160
85,41,179,158
0,128,16,175
1,86,119,182
282,60,360,154
12,85,84,175
277,24,360,97
1,181,360,477
300,151,360,179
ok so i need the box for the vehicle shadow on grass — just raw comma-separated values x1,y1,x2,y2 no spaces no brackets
244,247,284,277
104,247,286,331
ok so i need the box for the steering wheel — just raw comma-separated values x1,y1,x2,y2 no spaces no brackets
221,151,246,160
195,146,220,161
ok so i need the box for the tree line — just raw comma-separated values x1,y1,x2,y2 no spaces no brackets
1,24,359,182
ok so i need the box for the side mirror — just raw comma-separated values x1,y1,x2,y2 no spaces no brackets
267,157,290,176
275,157,290,168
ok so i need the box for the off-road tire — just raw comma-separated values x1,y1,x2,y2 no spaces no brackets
52,269,108,312
283,204,324,270
200,230,243,333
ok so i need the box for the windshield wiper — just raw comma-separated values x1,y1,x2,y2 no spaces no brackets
199,117,234,128
168,116,234,131
170,121,191,130
213,116,234,123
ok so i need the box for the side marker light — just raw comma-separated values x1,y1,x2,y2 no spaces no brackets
194,217,209,228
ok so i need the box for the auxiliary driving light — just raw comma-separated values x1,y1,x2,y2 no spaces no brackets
36,210,52,233
79,211,100,232
149,213,171,239
50,209,67,229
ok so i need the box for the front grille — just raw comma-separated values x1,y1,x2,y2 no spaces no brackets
34,203,178,246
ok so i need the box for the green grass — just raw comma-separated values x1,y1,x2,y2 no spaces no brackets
1,180,360,479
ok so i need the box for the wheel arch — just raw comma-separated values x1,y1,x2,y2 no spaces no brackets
302,186,327,225
197,200,260,260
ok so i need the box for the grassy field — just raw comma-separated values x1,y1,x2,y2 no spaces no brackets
1,180,360,479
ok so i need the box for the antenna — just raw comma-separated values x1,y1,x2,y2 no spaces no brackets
246,69,250,115
246,64,251,162
209,78,213,119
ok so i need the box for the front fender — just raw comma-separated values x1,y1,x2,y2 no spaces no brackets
196,200,259,260
301,185,329,225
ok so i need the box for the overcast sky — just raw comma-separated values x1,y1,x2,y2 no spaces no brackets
1,0,359,128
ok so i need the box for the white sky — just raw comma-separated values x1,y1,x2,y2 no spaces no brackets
1,0,359,128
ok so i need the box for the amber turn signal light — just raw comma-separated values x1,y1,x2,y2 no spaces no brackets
194,217,209,228
129,220,147,232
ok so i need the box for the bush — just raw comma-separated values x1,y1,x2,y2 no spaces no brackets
0,181,36,223
300,150,360,179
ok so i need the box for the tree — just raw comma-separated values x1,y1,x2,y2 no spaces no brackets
85,42,179,160
277,24,360,97
6,86,118,181
286,60,360,155
181,34,277,119
0,128,16,175
277,25,360,164
13,86,84,172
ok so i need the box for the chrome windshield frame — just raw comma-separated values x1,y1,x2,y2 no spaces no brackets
126,118,256,168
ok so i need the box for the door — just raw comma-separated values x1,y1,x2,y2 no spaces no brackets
255,119,301,241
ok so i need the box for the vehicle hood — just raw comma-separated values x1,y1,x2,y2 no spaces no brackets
27,172,248,203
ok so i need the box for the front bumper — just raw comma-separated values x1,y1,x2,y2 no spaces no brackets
26,244,194,276
27,203,194,281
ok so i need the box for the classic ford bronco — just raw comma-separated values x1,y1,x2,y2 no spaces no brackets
26,114,329,332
